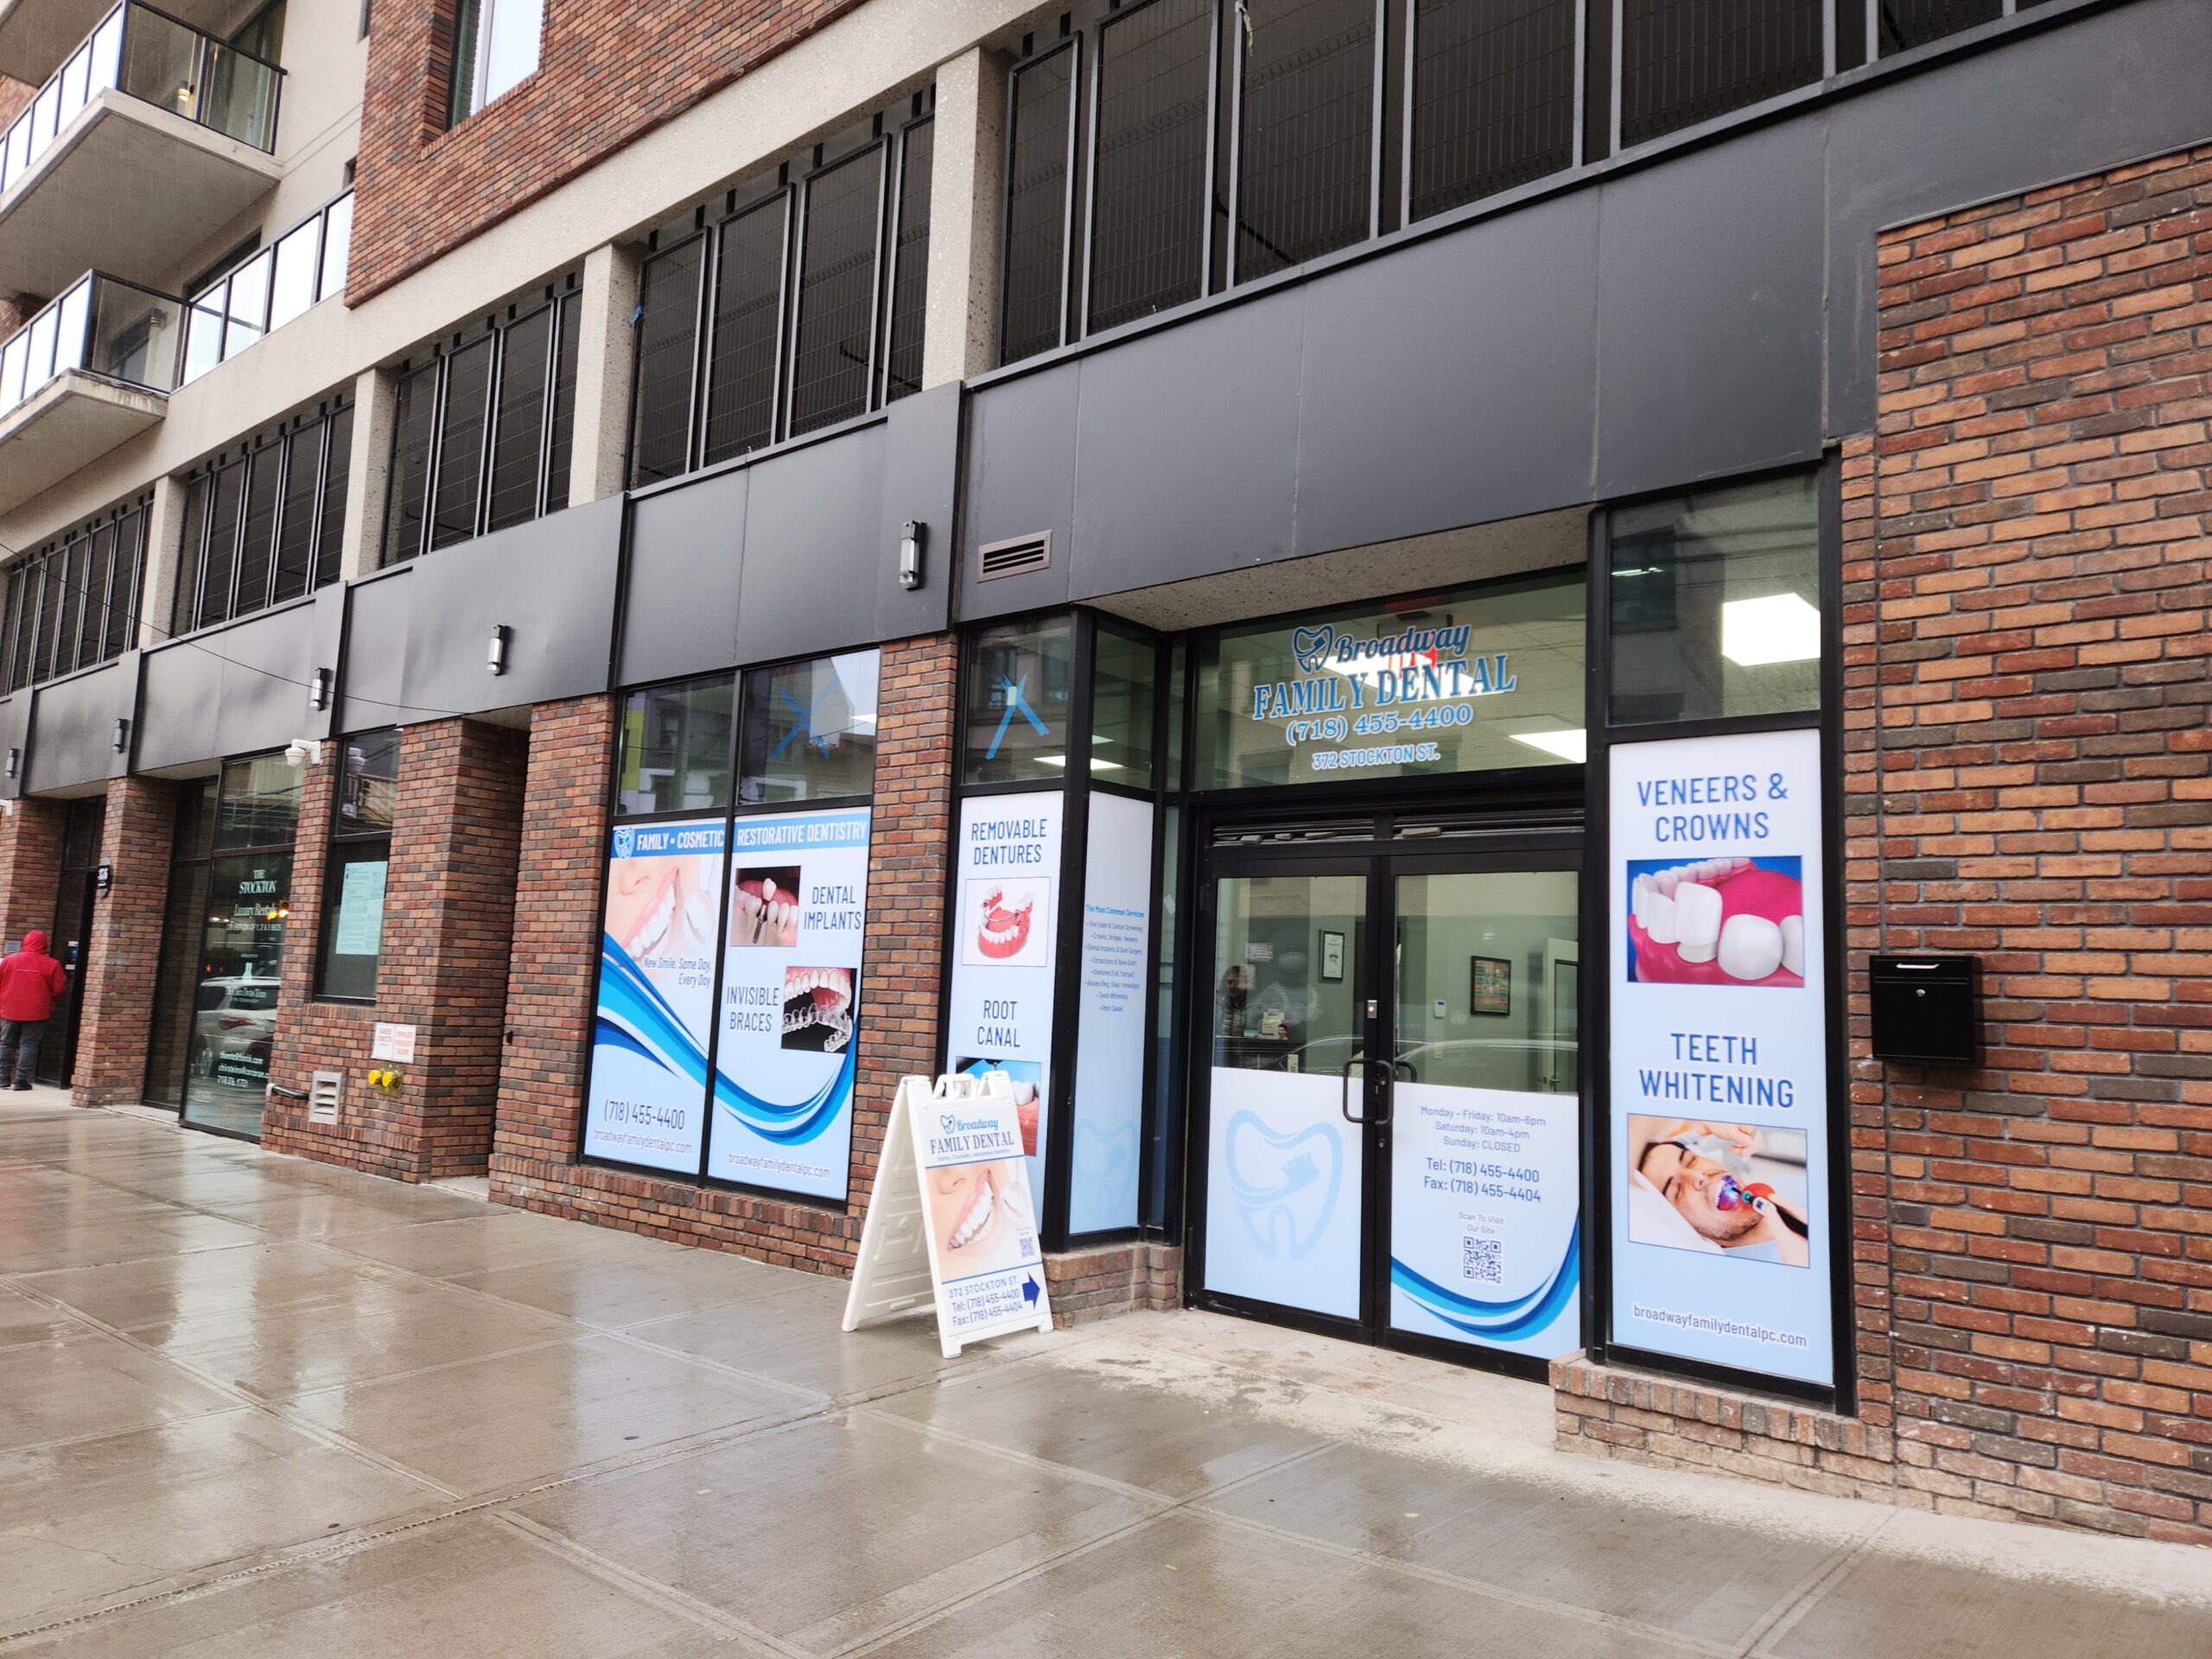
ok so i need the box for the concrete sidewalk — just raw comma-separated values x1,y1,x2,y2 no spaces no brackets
2,1090,2208,1657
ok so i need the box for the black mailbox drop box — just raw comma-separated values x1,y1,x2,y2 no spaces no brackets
1869,956,1981,1065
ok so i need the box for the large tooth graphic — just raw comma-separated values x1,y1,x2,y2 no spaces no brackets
1781,914,1804,977
1224,1110,1343,1261
1655,869,1680,898
1646,892,1680,945
1633,874,1650,925
1718,914,1785,982
1675,881,1722,963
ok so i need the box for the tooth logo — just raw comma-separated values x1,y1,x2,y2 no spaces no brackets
1224,1111,1342,1260
612,826,636,861
1292,626,1337,673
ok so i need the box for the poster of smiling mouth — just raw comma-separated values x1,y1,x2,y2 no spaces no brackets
1607,728,1834,1389
583,818,728,1176
944,791,1064,1204
705,807,871,1201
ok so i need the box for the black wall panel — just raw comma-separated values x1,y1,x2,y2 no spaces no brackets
25,657,138,791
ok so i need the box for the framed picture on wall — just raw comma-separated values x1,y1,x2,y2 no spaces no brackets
1319,930,1346,983
1471,956,1511,1017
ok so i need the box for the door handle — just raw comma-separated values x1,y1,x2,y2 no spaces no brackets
1340,1056,1365,1125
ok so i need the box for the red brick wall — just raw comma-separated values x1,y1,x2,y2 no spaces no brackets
1560,143,2212,1547
0,796,65,950
493,636,957,1272
71,779,177,1106
349,0,868,302
267,719,528,1179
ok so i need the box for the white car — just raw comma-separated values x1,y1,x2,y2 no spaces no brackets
192,976,281,1077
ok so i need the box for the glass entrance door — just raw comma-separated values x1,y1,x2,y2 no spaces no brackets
1193,848,1583,1368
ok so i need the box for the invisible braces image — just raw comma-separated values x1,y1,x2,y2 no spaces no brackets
1630,858,1804,987
783,968,854,1051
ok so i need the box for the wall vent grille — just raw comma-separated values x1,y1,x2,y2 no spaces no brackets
978,531,1052,582
308,1071,343,1125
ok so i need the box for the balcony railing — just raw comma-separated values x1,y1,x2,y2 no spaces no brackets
0,0,283,200
0,270,181,420
182,189,349,383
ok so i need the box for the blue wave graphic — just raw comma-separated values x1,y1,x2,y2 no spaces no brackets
1390,1219,1580,1343
593,936,854,1146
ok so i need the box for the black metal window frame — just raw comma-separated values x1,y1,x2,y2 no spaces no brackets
1001,0,2062,365
174,391,352,637
0,493,150,691
626,90,935,492
382,274,580,567
314,725,401,1003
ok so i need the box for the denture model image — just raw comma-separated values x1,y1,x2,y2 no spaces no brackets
781,966,855,1053
731,866,802,949
976,887,1035,960
1628,856,1805,988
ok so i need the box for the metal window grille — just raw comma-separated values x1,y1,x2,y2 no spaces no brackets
385,362,437,565
1409,0,1575,222
1618,0,1824,149
884,118,933,402
234,438,283,616
789,143,887,438
544,298,579,512
631,237,706,486
273,424,321,602
1090,0,1215,334
1234,0,1376,283
430,334,493,550
315,405,353,588
486,303,553,531
1876,0,2002,54
171,479,207,638
197,459,246,630
78,528,112,667
1002,43,1077,364
702,193,791,464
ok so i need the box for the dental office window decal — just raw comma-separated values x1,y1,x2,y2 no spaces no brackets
962,616,1075,785
1194,568,1586,790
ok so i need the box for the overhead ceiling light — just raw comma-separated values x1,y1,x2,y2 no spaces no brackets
1035,753,1124,772
1721,594,1821,666
1510,728,1586,764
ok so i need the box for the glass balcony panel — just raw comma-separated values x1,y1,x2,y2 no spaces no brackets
317,194,353,301
183,288,224,384
87,278,181,391
118,5,201,124
52,281,90,376
31,80,59,147
1,335,28,415
58,45,91,126
268,221,318,330
199,42,279,149
223,250,270,359
24,308,56,389
4,117,29,192
90,8,125,93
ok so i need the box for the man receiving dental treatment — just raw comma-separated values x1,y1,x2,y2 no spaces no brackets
1628,1118,1810,1267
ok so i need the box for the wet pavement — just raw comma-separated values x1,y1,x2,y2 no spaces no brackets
3,1090,2211,1658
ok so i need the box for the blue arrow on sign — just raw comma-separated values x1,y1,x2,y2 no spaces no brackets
1021,1274,1040,1306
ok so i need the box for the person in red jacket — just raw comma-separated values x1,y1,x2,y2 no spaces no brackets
0,931,70,1090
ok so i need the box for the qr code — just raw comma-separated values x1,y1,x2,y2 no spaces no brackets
1461,1236,1503,1286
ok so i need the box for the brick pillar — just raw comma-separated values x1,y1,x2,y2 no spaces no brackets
491,696,618,1193
69,778,176,1106
0,796,65,948
267,719,528,1179
493,640,961,1273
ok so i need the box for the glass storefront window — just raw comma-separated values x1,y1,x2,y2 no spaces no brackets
962,614,1077,785
1090,626,1156,787
618,674,734,816
316,729,400,1001
1608,472,1821,726
213,750,304,849
739,650,880,804
1192,569,1587,791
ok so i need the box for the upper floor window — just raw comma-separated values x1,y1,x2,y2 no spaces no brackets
384,276,580,564
0,494,149,691
628,89,932,489
174,394,352,636
448,0,543,124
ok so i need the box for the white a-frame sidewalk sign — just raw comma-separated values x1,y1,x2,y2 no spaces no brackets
843,1071,1053,1358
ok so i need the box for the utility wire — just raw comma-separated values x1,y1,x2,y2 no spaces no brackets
0,528,476,721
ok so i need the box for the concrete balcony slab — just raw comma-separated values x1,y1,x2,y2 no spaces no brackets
0,89,280,296
0,367,163,515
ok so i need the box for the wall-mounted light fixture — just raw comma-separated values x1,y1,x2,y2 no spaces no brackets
4,748,17,779
308,667,331,711
487,625,510,676
111,717,130,753
898,520,925,591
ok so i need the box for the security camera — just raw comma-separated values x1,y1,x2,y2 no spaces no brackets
283,739,323,768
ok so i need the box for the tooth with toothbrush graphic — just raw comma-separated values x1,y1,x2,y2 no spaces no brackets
1629,857,1804,988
